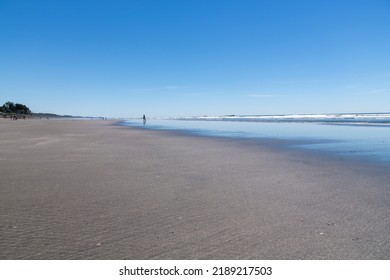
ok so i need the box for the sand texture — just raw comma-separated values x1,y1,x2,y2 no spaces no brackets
0,120,389,259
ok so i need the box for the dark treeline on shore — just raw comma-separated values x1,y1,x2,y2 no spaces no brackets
0,101,31,115
0,101,32,119
0,101,69,119
1,101,105,120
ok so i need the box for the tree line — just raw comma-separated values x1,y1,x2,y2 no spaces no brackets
0,101,32,118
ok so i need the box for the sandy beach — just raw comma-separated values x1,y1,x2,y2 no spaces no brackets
0,119,389,259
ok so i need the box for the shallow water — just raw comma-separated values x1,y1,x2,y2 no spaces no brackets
122,119,390,165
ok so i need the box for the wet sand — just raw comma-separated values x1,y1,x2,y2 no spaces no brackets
0,119,389,259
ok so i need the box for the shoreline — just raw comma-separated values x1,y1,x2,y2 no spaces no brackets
119,120,390,168
1,120,389,259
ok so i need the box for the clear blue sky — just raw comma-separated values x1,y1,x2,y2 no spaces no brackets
1,0,389,118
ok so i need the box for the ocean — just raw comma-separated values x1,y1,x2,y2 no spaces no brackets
122,113,390,165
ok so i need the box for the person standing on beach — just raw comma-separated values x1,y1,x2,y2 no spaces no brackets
143,114,146,126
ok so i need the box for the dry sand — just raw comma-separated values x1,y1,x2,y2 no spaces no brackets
0,119,389,259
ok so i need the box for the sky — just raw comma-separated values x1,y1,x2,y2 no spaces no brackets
1,0,389,118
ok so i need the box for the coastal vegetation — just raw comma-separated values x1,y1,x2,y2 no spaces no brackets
0,101,102,119
0,101,32,119
0,101,69,119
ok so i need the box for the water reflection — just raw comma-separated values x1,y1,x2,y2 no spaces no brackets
123,119,390,164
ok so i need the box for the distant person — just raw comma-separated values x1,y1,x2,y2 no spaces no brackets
143,114,146,126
